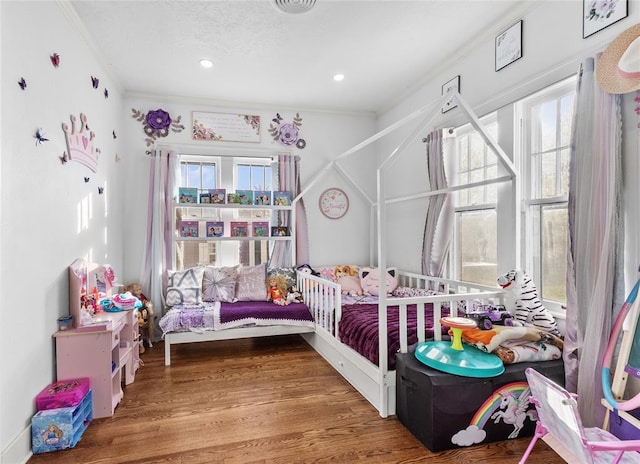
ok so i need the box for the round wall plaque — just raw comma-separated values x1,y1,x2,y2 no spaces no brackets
319,188,349,219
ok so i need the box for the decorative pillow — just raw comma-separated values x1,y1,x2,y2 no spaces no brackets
236,263,267,301
267,267,296,289
166,266,205,306
202,265,239,302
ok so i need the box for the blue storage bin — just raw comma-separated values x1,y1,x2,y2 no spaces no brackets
31,390,92,454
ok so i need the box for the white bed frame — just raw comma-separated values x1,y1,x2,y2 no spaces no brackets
297,270,504,418
164,323,314,366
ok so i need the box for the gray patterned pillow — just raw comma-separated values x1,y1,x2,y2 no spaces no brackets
166,266,205,306
267,267,297,289
202,265,239,302
236,263,267,301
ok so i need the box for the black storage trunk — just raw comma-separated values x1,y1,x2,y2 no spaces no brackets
395,347,564,452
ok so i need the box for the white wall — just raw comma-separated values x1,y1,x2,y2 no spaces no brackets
0,2,125,462
120,96,377,282
376,0,640,276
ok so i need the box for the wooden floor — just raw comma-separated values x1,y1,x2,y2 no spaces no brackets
28,335,564,463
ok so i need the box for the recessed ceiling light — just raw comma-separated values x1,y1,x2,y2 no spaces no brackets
333,74,345,82
273,0,316,14
200,59,214,68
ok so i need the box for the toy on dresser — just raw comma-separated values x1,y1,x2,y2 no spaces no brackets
123,283,154,353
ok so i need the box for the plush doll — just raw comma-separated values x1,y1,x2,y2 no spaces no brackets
296,263,319,276
124,283,154,353
333,265,363,296
359,267,399,296
287,285,304,303
496,269,560,336
267,275,290,306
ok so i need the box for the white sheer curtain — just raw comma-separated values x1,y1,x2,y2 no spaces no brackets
270,153,309,267
564,56,623,426
421,129,453,277
140,149,179,339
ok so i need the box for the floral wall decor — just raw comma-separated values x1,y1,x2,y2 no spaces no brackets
269,112,306,149
131,108,185,147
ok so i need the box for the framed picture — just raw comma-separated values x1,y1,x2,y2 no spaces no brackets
495,20,523,72
583,0,628,38
192,112,260,143
441,75,460,113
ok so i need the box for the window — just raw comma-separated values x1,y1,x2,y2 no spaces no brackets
519,77,575,309
452,114,499,287
175,156,275,270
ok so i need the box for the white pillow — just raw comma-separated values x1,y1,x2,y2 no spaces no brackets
166,266,205,306
236,263,267,301
202,265,239,302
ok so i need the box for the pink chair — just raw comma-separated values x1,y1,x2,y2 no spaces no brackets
519,367,640,464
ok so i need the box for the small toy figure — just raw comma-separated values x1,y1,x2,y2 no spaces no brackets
287,285,304,303
267,275,290,306
124,283,154,353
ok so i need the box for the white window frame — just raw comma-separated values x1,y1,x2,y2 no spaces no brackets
174,154,278,269
450,113,499,285
516,76,576,315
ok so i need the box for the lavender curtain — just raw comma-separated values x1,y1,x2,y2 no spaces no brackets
421,129,453,277
270,154,309,267
564,57,623,426
140,149,179,338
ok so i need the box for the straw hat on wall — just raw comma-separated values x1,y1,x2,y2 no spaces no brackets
596,23,640,94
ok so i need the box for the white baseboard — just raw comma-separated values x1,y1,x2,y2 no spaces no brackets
1,425,32,464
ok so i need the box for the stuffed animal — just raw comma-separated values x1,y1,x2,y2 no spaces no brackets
287,285,304,303
267,275,290,306
296,264,319,276
124,283,154,353
496,269,560,336
359,267,399,296
333,265,363,296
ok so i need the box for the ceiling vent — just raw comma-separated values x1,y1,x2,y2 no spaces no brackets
273,0,316,14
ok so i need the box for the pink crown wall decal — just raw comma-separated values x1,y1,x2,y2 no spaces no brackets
62,113,100,172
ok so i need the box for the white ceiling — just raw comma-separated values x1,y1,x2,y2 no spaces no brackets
70,0,532,114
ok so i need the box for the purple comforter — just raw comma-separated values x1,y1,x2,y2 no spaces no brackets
217,301,314,329
159,300,314,336
338,303,450,369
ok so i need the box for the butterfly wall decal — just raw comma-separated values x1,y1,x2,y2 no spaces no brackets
60,152,68,164
84,177,90,183
18,78,27,90
34,128,49,145
104,88,109,99
91,76,99,89
112,130,117,139
98,186,104,194
272,113,283,124
50,53,60,67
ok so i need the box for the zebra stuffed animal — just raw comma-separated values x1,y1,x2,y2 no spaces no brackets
496,269,560,336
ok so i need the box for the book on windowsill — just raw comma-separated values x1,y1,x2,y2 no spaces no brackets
271,226,290,237
206,221,224,237
230,221,248,237
273,191,292,206
179,220,199,238
178,187,198,204
252,222,269,237
236,190,254,205
253,190,271,206
199,191,211,203
209,189,226,204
